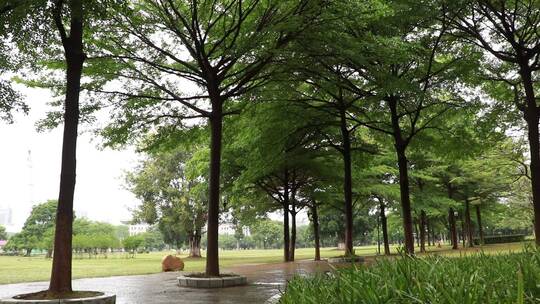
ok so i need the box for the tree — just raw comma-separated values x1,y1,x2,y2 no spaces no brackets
127,138,207,258
345,2,475,254
0,0,121,294
306,198,322,260
3,200,57,256
23,200,57,236
283,60,375,256
453,145,517,246
266,0,394,256
277,0,476,254
3,233,37,256
140,226,166,251
358,150,401,255
250,220,282,249
123,235,143,257
377,197,391,255
45,1,85,292
226,100,335,261
409,155,452,252
94,0,324,276
70,219,121,258
443,0,540,246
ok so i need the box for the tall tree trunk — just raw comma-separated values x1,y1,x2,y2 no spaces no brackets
311,204,321,261
189,232,202,258
283,170,290,262
464,199,474,247
396,148,414,254
430,221,436,245
388,96,415,255
414,220,419,247
49,0,84,294
426,218,432,246
289,182,298,261
475,205,484,245
448,183,458,249
376,215,381,254
420,210,427,253
205,99,223,277
519,66,540,246
380,201,390,255
283,205,290,261
340,108,354,255
461,215,466,248
289,212,296,261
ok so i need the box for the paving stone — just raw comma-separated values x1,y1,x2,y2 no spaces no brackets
177,278,187,287
208,278,223,288
186,278,198,288
0,294,115,304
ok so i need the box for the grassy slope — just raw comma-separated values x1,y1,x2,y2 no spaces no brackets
0,243,528,285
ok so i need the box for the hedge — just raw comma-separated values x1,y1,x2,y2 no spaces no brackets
474,234,526,245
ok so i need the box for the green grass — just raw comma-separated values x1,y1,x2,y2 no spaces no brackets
0,243,530,285
0,247,338,284
281,245,540,304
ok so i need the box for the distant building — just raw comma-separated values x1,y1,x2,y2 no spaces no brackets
0,208,12,227
128,223,150,236
0,240,7,252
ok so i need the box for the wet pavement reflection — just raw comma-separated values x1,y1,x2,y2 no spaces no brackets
0,260,332,304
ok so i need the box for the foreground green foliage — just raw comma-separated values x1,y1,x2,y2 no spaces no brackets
281,249,540,304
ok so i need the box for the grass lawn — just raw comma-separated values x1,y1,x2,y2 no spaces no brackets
0,247,337,284
0,242,530,285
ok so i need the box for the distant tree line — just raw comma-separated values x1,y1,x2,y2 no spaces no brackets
2,200,166,258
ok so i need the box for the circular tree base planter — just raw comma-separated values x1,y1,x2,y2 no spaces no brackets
0,292,116,304
178,273,247,288
327,256,365,264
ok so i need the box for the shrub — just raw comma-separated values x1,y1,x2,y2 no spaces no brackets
280,248,540,303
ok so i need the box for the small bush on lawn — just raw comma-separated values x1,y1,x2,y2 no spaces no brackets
280,248,540,304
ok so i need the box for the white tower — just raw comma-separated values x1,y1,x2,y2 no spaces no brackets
27,149,34,206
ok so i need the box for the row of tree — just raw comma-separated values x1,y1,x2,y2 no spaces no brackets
1,200,168,257
126,99,531,258
121,0,537,264
1,0,540,295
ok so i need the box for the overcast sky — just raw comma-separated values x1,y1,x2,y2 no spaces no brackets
0,85,140,232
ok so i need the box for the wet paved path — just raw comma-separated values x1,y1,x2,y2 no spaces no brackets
0,260,332,304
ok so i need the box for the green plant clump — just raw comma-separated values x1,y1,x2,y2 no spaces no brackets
281,250,540,304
